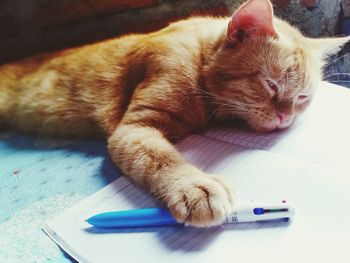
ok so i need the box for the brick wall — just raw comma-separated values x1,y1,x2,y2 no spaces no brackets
0,0,348,75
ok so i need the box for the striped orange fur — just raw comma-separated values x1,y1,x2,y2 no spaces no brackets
0,0,348,226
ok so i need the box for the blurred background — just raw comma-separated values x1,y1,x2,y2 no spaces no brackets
0,0,349,86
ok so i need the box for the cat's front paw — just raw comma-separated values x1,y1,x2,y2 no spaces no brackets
165,166,234,227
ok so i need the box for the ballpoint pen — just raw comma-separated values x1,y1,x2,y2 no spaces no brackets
87,203,295,228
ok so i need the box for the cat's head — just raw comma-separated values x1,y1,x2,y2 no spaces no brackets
204,0,349,132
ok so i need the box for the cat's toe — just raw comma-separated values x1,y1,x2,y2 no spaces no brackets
168,175,234,227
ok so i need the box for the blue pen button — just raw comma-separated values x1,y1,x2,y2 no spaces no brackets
253,208,264,215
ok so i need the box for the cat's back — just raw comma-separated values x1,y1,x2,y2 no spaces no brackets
143,17,227,57
119,16,227,86
0,16,226,136
1,16,226,82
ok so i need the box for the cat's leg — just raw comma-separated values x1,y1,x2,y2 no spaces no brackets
108,123,234,227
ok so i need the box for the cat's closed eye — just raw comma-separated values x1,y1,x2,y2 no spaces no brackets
265,79,279,96
296,94,309,104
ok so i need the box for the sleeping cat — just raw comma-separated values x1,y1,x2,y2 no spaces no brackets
0,0,349,227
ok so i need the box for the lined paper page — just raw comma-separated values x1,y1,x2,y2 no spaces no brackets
43,134,350,263
205,82,350,172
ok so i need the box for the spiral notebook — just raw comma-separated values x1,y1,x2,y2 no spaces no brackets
43,82,350,263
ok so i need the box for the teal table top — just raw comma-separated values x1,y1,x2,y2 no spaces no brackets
0,131,121,262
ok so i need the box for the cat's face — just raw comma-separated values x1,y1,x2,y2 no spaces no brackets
212,32,314,132
205,0,349,132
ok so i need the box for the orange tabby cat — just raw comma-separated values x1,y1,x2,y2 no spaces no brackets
0,0,349,226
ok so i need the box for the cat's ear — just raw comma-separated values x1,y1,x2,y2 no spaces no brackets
308,36,350,58
227,0,278,43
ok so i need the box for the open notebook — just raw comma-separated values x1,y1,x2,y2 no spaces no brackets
43,82,350,263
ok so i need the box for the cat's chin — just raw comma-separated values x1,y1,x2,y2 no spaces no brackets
248,117,294,133
252,123,294,133
253,126,277,133
248,122,280,133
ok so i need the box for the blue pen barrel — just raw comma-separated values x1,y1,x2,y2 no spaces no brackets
87,208,179,228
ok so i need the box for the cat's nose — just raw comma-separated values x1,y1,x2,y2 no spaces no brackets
277,112,288,124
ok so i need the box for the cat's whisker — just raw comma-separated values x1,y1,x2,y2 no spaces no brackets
208,99,251,119
324,53,349,69
325,80,350,83
188,88,264,113
188,90,234,104
191,93,230,103
323,73,350,79
228,101,262,111
218,104,249,114
209,101,238,113
216,102,251,113
209,105,226,120
198,89,231,101
225,105,251,112
208,96,241,107
187,91,253,117
200,92,234,104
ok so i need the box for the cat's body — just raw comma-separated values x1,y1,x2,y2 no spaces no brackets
0,17,224,138
0,0,349,227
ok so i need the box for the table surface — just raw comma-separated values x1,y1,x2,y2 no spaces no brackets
0,133,121,262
